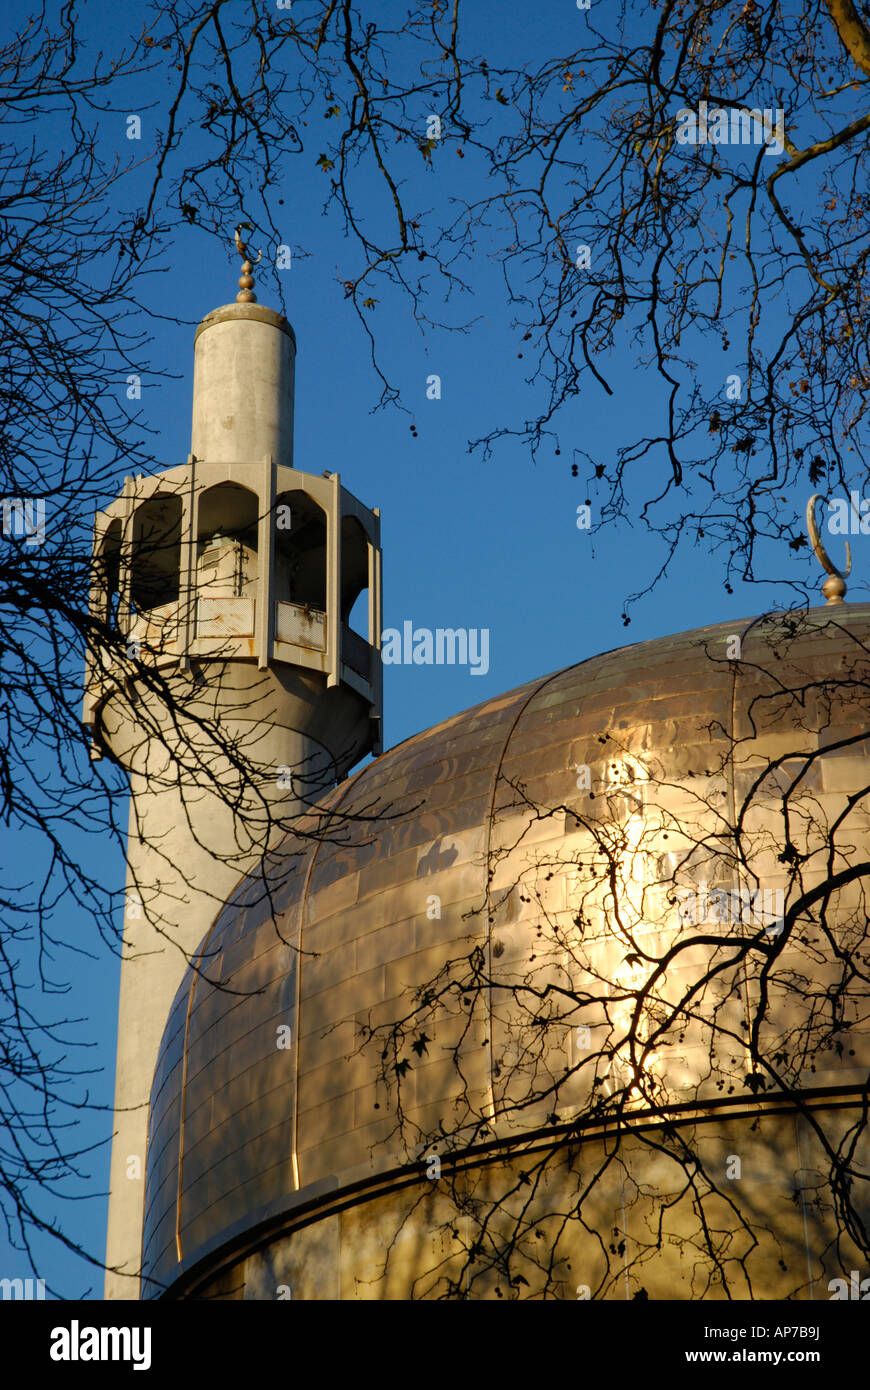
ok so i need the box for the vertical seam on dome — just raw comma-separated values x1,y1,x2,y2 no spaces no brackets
291,779,361,1192
727,616,767,1080
482,667,585,1122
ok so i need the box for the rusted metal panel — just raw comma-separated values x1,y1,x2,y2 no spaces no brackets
275,599,325,651
127,600,181,653
196,596,255,638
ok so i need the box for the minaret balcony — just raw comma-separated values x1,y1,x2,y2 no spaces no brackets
114,598,375,700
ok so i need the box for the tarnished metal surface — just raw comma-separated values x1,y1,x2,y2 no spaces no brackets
275,599,325,650
141,605,870,1296
196,596,255,638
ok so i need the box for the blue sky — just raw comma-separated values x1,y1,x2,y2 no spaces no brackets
0,0,860,1296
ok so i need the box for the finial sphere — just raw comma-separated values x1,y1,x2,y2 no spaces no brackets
822,574,847,604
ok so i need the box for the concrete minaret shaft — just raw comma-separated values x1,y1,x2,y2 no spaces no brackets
84,252,382,1299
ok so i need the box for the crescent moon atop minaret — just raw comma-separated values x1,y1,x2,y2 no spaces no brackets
806,493,850,604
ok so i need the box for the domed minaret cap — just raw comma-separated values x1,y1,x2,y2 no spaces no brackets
190,224,296,468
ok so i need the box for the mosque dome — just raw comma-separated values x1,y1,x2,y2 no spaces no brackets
142,604,870,1300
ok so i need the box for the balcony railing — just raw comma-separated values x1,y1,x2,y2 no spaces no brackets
127,601,180,653
341,624,370,680
275,600,325,651
196,597,255,639
120,598,372,683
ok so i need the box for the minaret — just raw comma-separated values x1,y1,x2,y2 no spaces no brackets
84,231,382,1299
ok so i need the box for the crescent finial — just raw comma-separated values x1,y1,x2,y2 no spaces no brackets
806,494,850,605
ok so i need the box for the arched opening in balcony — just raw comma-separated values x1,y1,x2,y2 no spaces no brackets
274,491,327,653
196,483,259,598
97,519,122,629
130,495,182,616
274,491,326,609
341,515,372,680
194,483,260,640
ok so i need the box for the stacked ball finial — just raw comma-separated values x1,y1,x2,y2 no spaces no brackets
234,223,261,304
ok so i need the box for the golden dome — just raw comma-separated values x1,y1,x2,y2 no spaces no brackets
142,605,870,1299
